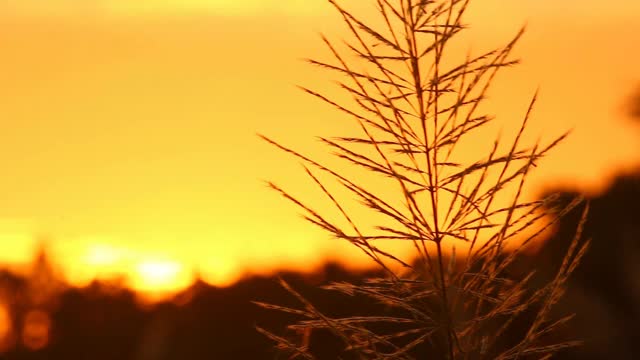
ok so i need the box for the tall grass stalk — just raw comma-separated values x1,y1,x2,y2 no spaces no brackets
257,0,589,358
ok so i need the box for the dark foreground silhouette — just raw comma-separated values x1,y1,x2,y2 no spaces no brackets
0,170,638,359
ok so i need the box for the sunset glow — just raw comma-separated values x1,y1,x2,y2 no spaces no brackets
0,0,637,297
132,260,193,293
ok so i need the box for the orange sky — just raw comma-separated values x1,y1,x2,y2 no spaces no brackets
0,0,638,296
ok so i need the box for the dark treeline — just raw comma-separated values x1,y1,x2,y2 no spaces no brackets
0,170,638,360
536,170,640,359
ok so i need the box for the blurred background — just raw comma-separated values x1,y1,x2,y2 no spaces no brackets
0,0,638,358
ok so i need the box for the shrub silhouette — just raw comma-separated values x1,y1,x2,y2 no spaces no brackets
258,0,589,358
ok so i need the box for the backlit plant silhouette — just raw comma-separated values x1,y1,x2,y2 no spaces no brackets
257,0,589,358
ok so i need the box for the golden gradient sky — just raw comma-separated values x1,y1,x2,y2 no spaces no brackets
0,0,638,295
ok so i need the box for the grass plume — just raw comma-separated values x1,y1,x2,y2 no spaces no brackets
257,0,589,358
